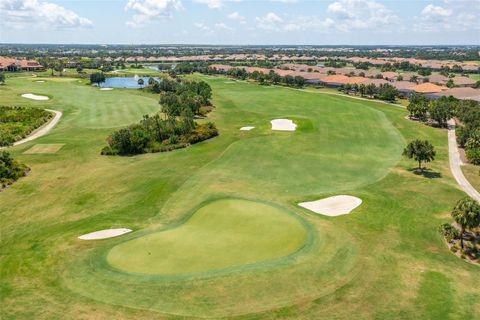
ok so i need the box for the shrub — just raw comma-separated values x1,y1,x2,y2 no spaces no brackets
439,223,460,242
187,122,219,144
0,151,29,189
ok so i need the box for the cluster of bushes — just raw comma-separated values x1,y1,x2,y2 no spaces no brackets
439,197,480,262
407,94,455,127
101,114,218,156
0,106,53,147
408,94,480,164
339,83,399,102
149,78,213,116
102,77,217,156
456,100,480,164
0,151,29,189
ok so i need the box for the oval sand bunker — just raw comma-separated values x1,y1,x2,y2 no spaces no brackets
78,228,132,240
298,195,362,217
271,119,297,131
240,126,255,131
100,87,113,91
21,93,49,101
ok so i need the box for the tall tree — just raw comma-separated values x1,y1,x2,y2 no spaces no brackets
451,197,480,249
403,139,436,171
407,93,429,121
90,72,106,85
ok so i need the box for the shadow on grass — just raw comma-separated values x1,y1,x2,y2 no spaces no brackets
408,168,442,179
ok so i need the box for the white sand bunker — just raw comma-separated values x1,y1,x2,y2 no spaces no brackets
240,126,255,131
100,87,113,91
21,93,49,101
298,195,362,217
78,228,132,240
35,80,45,83
271,119,297,131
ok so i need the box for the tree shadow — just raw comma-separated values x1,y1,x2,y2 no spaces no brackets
408,168,442,179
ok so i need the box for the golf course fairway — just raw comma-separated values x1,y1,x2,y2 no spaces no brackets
1,74,479,319
107,199,307,275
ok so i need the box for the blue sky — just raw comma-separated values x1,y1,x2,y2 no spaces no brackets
1,0,479,45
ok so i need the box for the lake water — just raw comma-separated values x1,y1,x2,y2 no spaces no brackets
97,76,159,89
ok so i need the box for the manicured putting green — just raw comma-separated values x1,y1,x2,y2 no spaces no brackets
107,199,307,275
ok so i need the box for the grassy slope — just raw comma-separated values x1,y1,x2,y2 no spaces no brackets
0,74,478,319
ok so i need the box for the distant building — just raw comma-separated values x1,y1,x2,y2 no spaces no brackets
427,87,480,102
0,57,43,72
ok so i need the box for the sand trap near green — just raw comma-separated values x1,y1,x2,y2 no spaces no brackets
107,199,307,275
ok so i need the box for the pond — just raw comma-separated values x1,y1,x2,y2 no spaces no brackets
96,76,159,89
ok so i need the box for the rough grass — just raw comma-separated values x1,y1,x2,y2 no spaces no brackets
0,74,478,319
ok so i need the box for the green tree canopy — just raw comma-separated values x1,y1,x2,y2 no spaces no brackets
451,197,480,249
403,139,436,171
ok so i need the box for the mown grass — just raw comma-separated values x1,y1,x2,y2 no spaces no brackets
107,198,308,275
0,74,478,319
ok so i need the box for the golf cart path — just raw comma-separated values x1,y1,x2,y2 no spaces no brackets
447,119,480,202
0,109,62,149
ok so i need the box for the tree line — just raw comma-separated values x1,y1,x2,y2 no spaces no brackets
339,83,399,102
407,95,480,164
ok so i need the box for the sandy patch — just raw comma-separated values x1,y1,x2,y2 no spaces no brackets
298,195,362,217
78,228,132,240
35,80,45,83
271,119,297,131
24,144,64,154
240,126,255,131
100,87,113,91
21,93,49,101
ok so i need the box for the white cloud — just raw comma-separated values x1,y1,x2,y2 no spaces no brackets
269,0,298,3
415,1,480,31
327,0,399,31
284,16,335,31
194,22,210,31
215,22,234,31
228,11,246,24
125,0,182,27
256,12,283,30
0,0,93,29
193,0,241,9
194,21,234,32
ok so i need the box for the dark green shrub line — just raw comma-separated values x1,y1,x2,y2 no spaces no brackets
0,106,53,147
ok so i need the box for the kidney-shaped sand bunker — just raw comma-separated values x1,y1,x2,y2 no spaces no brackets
107,199,307,275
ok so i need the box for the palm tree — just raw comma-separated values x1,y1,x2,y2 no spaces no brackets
451,197,480,249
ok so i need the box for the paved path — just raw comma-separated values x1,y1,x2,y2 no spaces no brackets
447,119,480,202
1,109,62,150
